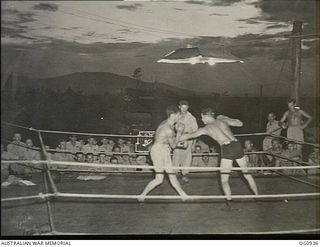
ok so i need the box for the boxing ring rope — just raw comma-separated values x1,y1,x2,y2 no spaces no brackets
1,122,320,235
2,159,320,172
40,228,320,235
270,133,320,148
5,121,319,148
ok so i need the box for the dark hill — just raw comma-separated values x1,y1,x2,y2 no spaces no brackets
15,72,205,96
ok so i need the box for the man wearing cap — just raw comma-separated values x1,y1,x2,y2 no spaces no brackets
173,100,198,183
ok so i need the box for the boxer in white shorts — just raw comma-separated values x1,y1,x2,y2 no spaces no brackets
138,105,188,202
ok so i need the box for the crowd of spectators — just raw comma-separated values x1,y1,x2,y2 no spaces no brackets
1,124,318,185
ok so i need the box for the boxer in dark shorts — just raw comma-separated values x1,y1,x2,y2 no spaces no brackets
221,141,244,160
179,108,258,207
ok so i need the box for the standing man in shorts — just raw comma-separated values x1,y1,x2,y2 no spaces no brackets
179,108,258,206
173,100,198,183
138,105,188,202
280,99,312,152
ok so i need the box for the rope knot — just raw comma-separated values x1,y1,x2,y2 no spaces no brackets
38,193,46,199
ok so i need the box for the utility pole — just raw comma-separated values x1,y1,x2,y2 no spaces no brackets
291,20,303,105
259,84,263,130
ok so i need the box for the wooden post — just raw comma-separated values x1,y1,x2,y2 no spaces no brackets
291,20,303,105
259,84,263,130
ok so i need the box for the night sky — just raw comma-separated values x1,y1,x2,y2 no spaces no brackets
1,0,319,96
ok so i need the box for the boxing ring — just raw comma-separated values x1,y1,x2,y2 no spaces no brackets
1,122,320,235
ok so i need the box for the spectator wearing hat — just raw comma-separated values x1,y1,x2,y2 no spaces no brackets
172,100,198,183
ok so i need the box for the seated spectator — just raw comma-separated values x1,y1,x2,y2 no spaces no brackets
85,153,95,163
108,156,119,171
112,145,124,164
134,155,151,172
308,148,319,175
244,140,259,171
110,156,118,164
7,133,26,159
53,140,74,162
123,139,135,154
78,139,85,150
10,139,39,180
108,139,115,150
74,152,85,163
117,138,126,152
99,138,112,153
280,142,303,176
1,144,18,182
76,153,106,181
206,146,219,167
66,135,81,153
194,139,210,153
201,152,210,167
122,152,132,165
82,137,99,155
98,152,108,164
192,145,206,167
23,139,41,161
269,138,283,167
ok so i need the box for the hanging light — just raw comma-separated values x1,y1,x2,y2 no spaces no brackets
157,46,243,65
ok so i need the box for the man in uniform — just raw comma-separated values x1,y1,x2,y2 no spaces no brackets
173,100,198,183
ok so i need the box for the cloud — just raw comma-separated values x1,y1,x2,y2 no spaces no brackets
185,1,206,5
209,13,229,16
208,0,242,6
236,18,263,25
166,32,317,61
254,0,317,32
2,9,37,24
117,28,132,34
1,26,37,40
116,3,143,11
33,3,59,12
185,0,241,6
266,24,289,29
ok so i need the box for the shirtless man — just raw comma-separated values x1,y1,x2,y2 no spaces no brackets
280,99,312,151
262,112,281,152
138,105,188,202
179,108,258,205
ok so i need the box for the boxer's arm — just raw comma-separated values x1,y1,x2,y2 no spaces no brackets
168,133,182,149
217,115,243,127
179,128,206,142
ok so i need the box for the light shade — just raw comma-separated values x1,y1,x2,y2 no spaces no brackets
157,47,244,65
